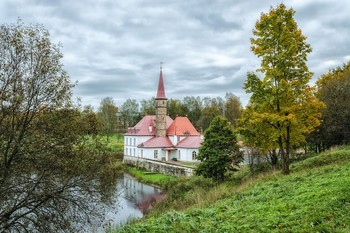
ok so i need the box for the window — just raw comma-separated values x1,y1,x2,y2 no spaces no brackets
154,150,158,159
192,151,197,160
134,138,136,146
126,148,128,155
141,150,143,158
133,148,135,156
178,150,181,160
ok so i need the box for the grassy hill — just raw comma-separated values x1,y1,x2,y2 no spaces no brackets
115,146,350,233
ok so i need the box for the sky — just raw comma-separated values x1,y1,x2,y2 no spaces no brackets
1,0,350,110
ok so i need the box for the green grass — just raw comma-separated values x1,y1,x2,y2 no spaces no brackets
116,146,350,232
127,166,176,186
100,134,124,152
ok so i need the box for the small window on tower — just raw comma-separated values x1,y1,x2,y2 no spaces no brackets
154,150,158,159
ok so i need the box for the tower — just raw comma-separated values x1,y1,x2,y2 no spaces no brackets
155,62,167,137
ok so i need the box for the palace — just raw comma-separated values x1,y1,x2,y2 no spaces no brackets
124,65,203,162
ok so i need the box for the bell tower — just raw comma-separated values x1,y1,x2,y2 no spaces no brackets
155,62,167,137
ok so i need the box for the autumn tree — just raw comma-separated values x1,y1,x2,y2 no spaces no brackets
196,116,242,182
242,4,324,174
238,106,280,170
0,21,121,232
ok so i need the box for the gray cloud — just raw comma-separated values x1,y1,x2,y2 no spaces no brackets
1,0,349,109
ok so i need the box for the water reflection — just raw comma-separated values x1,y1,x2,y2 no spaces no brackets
91,173,162,232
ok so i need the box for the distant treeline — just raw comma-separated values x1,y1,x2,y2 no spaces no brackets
87,92,242,136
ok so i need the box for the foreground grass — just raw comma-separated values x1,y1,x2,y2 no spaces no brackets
127,166,176,186
116,146,350,232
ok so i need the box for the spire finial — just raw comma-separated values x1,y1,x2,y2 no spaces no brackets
160,61,163,70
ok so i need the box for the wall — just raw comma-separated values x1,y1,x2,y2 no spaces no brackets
123,155,194,177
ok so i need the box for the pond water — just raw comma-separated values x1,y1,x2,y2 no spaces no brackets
90,173,163,232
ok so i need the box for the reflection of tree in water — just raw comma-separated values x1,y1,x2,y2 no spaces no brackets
122,174,163,213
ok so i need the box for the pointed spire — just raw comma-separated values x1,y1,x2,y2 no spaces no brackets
156,62,167,100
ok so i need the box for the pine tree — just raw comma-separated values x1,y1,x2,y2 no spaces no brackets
196,116,242,182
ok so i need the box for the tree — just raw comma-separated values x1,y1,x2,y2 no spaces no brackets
196,116,242,182
119,98,140,128
97,97,118,141
140,97,156,115
224,92,242,129
0,21,121,232
309,62,350,150
243,4,324,174
167,98,188,119
183,96,202,129
238,106,280,170
81,105,99,135
199,97,223,131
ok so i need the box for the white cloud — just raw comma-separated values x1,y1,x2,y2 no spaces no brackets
0,0,349,108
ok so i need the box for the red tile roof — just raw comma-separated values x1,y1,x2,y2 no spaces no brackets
156,68,167,100
176,136,203,148
126,115,173,135
139,136,174,148
167,116,200,136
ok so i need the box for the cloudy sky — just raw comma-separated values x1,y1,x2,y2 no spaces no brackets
1,0,349,109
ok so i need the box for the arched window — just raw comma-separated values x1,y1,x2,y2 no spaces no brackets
192,151,197,161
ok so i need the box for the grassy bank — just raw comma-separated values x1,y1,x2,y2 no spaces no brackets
116,146,350,232
126,166,176,187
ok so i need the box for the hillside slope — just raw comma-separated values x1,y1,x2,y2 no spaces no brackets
116,147,350,233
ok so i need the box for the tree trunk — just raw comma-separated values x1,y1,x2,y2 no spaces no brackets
270,149,278,170
278,135,289,175
282,126,291,175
